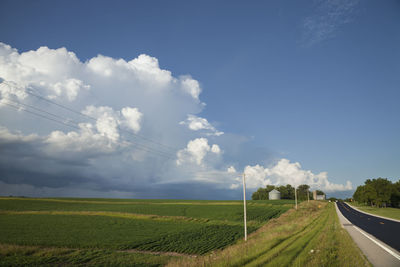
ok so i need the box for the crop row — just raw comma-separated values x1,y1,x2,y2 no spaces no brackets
0,214,257,255
132,225,257,255
0,199,289,223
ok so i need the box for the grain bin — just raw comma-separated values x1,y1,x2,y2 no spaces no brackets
269,189,281,200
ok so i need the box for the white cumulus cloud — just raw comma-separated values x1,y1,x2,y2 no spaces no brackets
179,114,224,136
0,42,353,198
227,166,237,173
180,76,201,100
121,107,142,133
231,158,352,192
176,138,222,166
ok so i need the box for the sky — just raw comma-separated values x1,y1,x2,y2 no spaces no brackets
0,0,399,199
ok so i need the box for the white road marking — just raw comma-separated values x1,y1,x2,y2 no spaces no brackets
351,221,400,261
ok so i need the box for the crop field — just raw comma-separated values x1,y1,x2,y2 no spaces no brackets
170,201,370,267
0,197,292,266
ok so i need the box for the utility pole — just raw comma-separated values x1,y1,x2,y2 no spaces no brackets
243,172,247,241
295,186,298,210
307,189,309,203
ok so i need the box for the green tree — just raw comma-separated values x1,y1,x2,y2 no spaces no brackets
285,184,295,199
363,184,377,206
390,180,400,208
251,187,268,200
297,184,311,201
366,178,393,207
353,185,365,203
266,185,276,193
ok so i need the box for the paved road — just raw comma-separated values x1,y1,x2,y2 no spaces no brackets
335,203,400,266
337,201,400,251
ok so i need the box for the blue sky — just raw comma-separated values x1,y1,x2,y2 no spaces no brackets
0,0,399,199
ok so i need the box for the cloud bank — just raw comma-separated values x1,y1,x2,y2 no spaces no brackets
0,42,352,198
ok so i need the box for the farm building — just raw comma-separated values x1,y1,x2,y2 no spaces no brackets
313,190,326,200
269,189,281,200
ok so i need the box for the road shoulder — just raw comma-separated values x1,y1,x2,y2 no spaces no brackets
335,203,400,267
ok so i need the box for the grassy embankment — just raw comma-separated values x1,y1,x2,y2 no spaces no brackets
347,201,400,220
0,197,290,266
168,201,370,267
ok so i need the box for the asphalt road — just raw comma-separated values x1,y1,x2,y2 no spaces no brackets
337,201,400,252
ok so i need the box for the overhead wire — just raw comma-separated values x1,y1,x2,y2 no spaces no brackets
1,80,178,153
3,98,81,126
1,98,175,159
24,87,178,153
2,101,81,130
1,81,177,153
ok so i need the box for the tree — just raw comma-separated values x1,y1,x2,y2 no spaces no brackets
353,185,365,204
354,178,400,208
297,184,311,201
252,184,296,200
276,184,295,199
251,187,268,200
285,184,295,199
363,184,377,206
366,178,393,207
266,185,276,193
390,180,400,208
277,185,288,199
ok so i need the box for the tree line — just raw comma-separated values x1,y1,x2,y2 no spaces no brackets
251,184,325,201
353,178,400,208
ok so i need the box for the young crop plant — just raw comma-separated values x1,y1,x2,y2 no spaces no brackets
0,197,294,266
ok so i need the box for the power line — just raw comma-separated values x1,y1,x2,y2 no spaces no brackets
25,88,97,121
2,101,81,130
25,87,177,153
1,81,177,153
3,98,81,126
2,80,178,153
2,100,175,159
26,89,178,152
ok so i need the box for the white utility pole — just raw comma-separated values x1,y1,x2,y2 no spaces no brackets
295,186,298,210
243,172,247,241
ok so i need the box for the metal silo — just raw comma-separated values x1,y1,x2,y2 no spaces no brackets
269,189,281,200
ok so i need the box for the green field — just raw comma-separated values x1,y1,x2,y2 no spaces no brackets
170,201,370,267
0,197,292,266
348,201,400,220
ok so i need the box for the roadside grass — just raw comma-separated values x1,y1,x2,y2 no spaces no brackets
0,243,175,267
167,201,370,267
348,202,400,220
